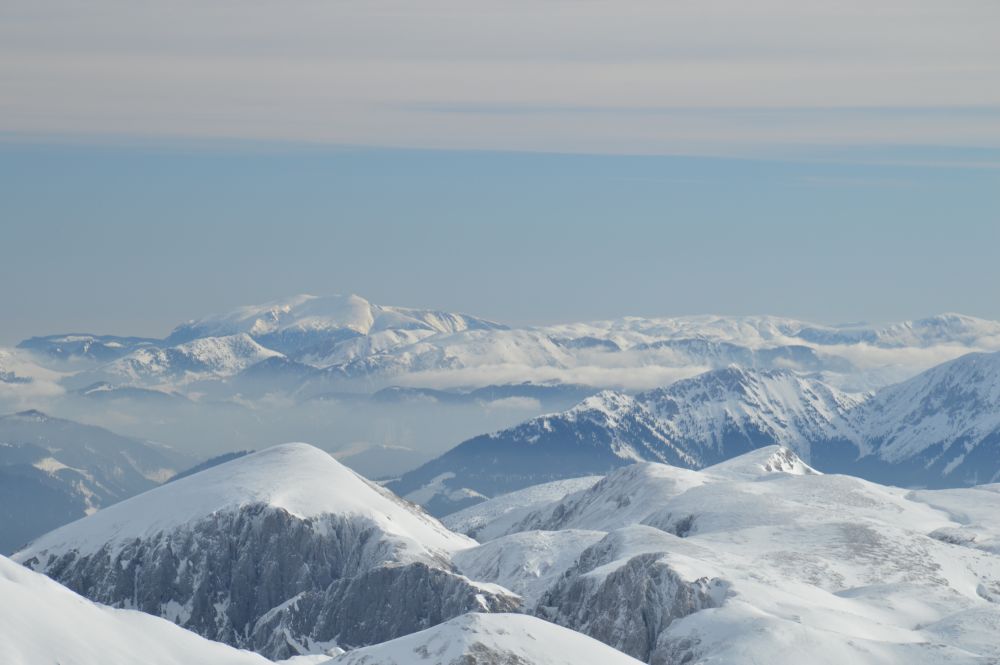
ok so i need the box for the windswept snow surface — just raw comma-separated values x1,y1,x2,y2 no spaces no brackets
452,530,605,605
442,475,602,539
326,613,645,665
456,446,1000,664
0,555,270,665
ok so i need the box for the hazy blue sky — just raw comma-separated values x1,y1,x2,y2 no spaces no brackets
1,0,998,343
2,141,998,344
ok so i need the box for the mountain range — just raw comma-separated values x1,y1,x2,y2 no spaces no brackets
13,295,1000,404
393,352,1000,514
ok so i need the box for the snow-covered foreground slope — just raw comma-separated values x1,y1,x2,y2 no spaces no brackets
0,410,190,554
15,444,518,659
326,613,645,665
0,555,270,665
390,367,864,514
452,447,1000,664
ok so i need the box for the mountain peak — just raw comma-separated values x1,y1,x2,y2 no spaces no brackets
16,442,473,563
11,408,50,421
705,445,819,479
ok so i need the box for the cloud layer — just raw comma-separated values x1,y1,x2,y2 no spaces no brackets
2,0,999,155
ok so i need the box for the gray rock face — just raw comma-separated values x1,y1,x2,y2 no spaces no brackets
22,504,518,660
536,535,721,663
253,563,518,656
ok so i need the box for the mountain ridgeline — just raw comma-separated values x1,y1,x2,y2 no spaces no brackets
392,354,1000,515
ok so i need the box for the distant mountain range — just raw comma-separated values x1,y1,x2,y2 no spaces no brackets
12,295,1000,404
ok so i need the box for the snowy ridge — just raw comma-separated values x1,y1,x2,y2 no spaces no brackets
703,444,821,479
642,366,865,459
0,555,270,665
391,367,864,514
101,333,283,384
326,613,645,665
852,351,1000,470
16,443,473,563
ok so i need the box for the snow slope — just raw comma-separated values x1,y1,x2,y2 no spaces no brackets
0,555,270,665
326,613,645,665
442,475,602,539
836,351,1000,486
452,529,605,605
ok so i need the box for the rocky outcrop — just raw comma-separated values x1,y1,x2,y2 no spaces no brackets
536,531,723,663
21,504,518,660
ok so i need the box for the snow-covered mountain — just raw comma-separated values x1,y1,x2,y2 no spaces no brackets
326,612,645,665
547,311,1000,351
389,367,864,514
15,443,518,660
22,298,1000,398
0,410,190,554
816,350,1000,487
17,333,159,363
0,554,271,665
166,294,505,358
95,333,285,386
451,446,1000,664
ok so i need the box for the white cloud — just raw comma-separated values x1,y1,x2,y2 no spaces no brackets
397,363,709,391
1,0,998,155
0,349,66,410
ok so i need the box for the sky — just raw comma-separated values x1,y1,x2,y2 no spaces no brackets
1,0,999,343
